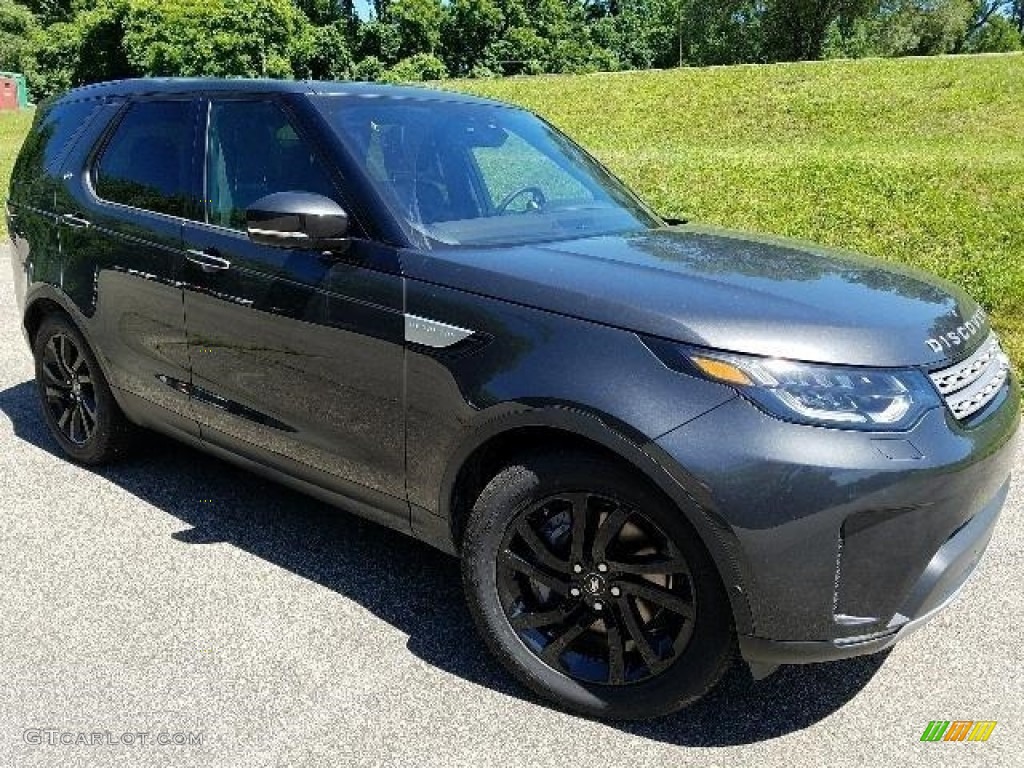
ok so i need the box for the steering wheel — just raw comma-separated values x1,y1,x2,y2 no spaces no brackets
495,185,547,214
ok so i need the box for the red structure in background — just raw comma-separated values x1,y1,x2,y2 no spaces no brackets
0,77,18,111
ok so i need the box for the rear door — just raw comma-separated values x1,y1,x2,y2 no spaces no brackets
179,95,408,525
55,96,201,435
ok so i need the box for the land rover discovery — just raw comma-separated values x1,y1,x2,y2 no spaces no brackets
7,78,1019,720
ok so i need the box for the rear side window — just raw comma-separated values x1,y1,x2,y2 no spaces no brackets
93,100,195,217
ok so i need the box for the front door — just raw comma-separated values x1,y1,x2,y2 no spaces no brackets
179,96,407,522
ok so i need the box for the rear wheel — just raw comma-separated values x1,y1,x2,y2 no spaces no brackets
33,314,136,465
462,451,734,720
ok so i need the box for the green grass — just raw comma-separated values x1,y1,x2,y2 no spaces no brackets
451,54,1024,366
1,108,32,228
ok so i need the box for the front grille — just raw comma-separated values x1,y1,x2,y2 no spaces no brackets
929,334,1011,421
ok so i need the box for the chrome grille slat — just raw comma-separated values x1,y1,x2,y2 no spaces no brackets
930,333,1010,421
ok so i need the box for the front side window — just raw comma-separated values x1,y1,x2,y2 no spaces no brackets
93,100,195,217
314,97,658,247
205,100,338,230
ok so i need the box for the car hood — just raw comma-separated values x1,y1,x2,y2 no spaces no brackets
403,225,989,367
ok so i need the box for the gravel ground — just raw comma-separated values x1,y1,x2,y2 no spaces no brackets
1,246,1021,767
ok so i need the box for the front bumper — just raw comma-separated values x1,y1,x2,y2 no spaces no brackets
655,372,1019,668
737,475,1008,670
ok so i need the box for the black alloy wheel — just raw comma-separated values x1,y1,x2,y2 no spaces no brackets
498,491,696,686
462,452,734,720
40,332,98,445
33,313,136,465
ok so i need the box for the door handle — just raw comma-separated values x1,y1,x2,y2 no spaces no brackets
186,249,232,272
61,213,91,229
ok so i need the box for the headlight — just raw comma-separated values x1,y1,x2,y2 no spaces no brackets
646,340,940,430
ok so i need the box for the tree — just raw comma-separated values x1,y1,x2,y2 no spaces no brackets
386,0,445,57
956,1,1018,50
967,11,1023,48
122,0,309,78
352,54,385,80
291,20,354,80
293,0,349,24
763,0,877,60
29,1,135,99
0,0,39,76
440,0,504,76
882,0,973,55
356,18,403,65
17,0,76,25
486,25,547,74
654,0,763,67
381,51,448,81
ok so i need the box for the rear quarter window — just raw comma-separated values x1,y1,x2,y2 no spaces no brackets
10,99,103,196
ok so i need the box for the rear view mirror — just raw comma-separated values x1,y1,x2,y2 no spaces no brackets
246,192,350,250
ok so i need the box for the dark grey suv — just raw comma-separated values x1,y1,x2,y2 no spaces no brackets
6,78,1019,720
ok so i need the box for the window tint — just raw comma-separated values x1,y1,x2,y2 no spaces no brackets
206,100,338,230
11,99,101,186
94,100,195,217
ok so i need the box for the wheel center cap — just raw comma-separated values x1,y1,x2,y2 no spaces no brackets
71,379,81,395
582,573,605,596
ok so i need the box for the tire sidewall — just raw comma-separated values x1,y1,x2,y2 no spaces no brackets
462,453,734,720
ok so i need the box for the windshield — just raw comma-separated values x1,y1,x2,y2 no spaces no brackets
313,96,659,247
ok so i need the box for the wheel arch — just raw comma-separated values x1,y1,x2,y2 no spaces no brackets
22,285,127,412
441,408,754,635
23,294,73,344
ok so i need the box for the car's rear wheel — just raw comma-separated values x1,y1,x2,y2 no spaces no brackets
462,451,734,720
33,313,136,465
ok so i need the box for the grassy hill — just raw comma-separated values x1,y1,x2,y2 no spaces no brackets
2,53,1022,362
1,108,32,223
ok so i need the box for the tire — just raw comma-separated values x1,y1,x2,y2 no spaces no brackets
32,313,136,465
462,451,734,720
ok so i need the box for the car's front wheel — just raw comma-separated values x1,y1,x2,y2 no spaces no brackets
33,313,136,465
462,451,734,720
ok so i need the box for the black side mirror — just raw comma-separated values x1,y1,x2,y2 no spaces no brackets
246,192,350,250
662,216,689,226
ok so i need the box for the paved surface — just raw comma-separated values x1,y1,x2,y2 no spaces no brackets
1,245,1021,768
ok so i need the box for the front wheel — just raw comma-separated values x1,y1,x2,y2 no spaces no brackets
462,452,734,720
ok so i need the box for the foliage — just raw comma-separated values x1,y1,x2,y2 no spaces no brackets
290,19,353,80
386,0,444,58
381,51,448,81
122,0,307,79
352,54,385,80
967,11,1023,48
440,0,504,76
356,19,403,66
0,0,39,78
28,1,133,99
